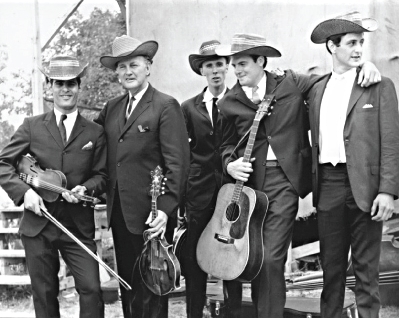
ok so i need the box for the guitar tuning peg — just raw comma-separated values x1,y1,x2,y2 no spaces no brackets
161,191,165,194
164,177,168,181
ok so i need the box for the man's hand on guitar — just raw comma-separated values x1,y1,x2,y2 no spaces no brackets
227,157,255,182
24,188,47,216
146,210,168,239
62,185,87,204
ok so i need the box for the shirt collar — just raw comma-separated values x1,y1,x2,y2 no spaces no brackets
330,67,357,82
202,85,228,103
242,72,267,96
54,108,78,122
129,82,149,102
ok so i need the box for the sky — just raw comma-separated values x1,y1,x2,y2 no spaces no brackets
0,0,121,72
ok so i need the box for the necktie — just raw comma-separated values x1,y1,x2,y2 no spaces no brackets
212,97,218,127
59,114,67,146
252,86,261,105
126,96,136,120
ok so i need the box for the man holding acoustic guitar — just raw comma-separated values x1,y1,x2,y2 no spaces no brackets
213,33,381,318
0,55,107,318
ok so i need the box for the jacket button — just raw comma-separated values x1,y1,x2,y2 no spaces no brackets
119,139,123,143
267,136,271,140
210,131,214,135
345,139,349,142
117,162,121,167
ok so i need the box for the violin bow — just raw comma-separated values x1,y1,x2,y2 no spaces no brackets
39,207,132,291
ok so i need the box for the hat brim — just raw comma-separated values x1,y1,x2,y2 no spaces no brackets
39,63,88,80
215,44,281,58
100,41,158,70
311,18,378,44
188,54,230,75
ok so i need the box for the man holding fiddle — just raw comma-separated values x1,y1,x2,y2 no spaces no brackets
0,55,107,318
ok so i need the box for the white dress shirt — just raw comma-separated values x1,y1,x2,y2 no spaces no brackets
126,83,149,119
242,73,277,160
54,108,78,141
202,86,228,127
319,68,357,165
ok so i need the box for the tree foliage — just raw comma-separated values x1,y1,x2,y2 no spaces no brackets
43,8,126,109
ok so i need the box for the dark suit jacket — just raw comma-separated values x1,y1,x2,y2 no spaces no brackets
181,87,227,212
0,111,107,238
219,70,321,198
95,83,190,234
308,73,399,211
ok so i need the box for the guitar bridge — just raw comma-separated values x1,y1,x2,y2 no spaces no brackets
214,234,234,244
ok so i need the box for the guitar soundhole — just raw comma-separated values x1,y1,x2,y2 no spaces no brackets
226,202,240,222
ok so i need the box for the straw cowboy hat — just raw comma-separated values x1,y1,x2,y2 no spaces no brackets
215,33,281,58
189,40,230,75
100,35,158,70
311,11,378,44
39,55,88,80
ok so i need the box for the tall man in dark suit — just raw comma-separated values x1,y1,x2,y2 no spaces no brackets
181,40,229,318
96,35,189,318
0,55,107,318
216,33,381,318
308,12,399,318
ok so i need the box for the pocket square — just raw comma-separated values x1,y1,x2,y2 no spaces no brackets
82,141,93,150
138,125,149,132
363,104,373,108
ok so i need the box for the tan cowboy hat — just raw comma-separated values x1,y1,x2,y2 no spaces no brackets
189,40,230,75
215,33,281,58
311,11,378,44
100,35,158,70
39,55,88,80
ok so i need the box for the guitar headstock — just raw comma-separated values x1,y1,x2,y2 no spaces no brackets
150,165,166,200
255,94,275,121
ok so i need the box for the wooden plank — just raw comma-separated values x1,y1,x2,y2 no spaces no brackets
0,275,30,285
0,250,25,258
291,241,320,260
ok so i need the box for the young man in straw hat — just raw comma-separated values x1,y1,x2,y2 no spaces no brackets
215,33,381,318
308,12,399,318
180,40,230,318
96,35,189,318
0,55,107,318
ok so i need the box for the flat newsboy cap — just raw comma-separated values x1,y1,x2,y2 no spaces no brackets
311,11,378,44
100,35,158,70
39,55,88,80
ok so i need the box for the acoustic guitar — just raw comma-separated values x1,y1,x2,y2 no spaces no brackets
139,166,181,295
196,95,274,282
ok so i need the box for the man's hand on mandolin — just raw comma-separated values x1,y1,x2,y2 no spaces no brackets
146,210,168,239
24,188,47,216
62,185,87,204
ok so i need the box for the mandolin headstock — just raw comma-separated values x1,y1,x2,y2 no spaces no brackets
150,166,166,201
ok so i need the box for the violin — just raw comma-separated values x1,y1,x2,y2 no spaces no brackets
17,155,100,205
139,166,181,296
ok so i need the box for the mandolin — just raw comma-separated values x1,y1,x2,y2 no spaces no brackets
18,155,100,205
139,166,181,296
196,95,274,282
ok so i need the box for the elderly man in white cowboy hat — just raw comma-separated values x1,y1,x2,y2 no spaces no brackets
179,39,230,318
214,32,382,318
0,54,108,318
308,12,399,318
96,35,189,318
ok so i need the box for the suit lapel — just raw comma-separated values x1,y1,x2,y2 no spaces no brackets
234,82,258,111
346,76,364,117
195,90,212,124
265,71,278,94
44,111,65,149
66,113,86,146
118,94,129,133
120,84,153,137
314,74,331,141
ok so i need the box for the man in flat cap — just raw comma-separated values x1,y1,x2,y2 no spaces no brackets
96,35,189,318
308,12,399,318
180,40,230,318
214,33,381,318
0,55,107,318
